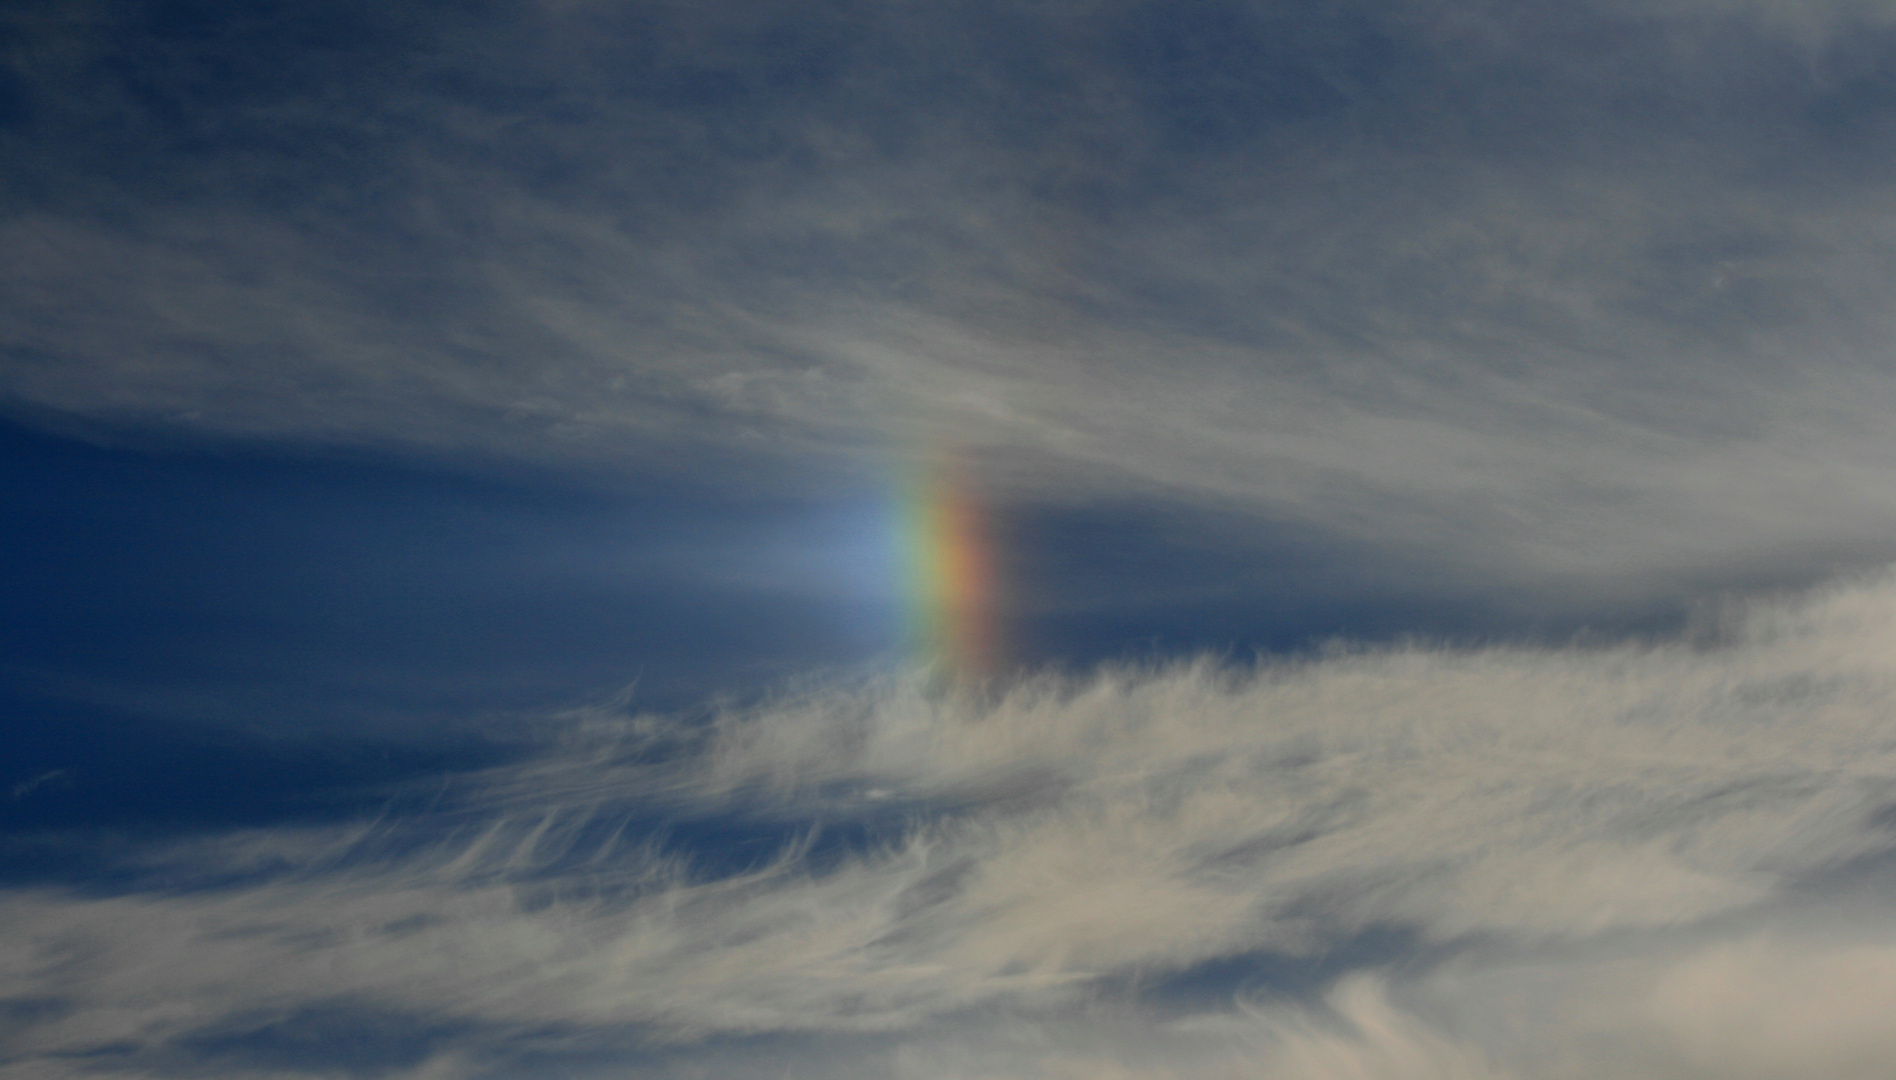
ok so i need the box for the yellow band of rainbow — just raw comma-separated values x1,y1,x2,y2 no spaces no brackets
901,454,998,679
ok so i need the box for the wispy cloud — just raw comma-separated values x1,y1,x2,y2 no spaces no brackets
9,770,68,801
9,0,1896,599
11,5,1896,1072
8,569,1896,1075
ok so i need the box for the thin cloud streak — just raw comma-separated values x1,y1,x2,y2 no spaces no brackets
9,569,1896,1075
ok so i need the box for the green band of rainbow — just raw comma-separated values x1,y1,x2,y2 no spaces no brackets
901,455,998,679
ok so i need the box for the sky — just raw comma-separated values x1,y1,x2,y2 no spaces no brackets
8,0,1896,1076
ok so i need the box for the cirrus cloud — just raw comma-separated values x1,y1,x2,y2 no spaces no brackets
7,569,1896,1076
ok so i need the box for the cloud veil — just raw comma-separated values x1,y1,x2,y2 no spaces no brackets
11,0,1896,598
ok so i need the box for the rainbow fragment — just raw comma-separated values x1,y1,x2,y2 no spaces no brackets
900,455,999,680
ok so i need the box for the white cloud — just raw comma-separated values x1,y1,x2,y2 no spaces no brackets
8,570,1896,1074
1645,936,1896,1080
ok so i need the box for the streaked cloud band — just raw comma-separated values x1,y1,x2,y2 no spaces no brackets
10,569,1896,1076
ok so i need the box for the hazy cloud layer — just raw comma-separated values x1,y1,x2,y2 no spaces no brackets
9,0,1896,593
9,569,1896,1076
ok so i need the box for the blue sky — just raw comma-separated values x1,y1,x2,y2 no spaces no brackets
10,1,1896,1077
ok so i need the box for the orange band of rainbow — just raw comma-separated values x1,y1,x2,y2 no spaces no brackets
902,455,998,679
